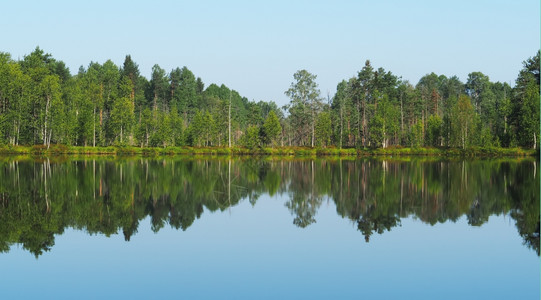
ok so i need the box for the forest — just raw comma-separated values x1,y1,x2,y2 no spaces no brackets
0,47,539,150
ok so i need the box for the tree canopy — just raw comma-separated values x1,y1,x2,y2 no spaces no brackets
0,48,538,149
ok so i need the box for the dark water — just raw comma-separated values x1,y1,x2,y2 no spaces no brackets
0,157,539,299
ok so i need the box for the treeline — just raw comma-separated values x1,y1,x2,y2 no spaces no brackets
0,47,283,148
0,48,539,149
286,53,540,149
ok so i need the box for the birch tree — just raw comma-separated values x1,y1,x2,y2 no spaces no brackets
285,70,322,147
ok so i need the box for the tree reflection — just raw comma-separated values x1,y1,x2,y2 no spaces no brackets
0,157,538,257
285,160,323,228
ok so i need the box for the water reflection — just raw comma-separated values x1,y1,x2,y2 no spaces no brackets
0,157,538,257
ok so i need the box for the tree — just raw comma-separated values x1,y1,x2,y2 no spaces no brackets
82,62,104,147
240,125,260,149
492,82,513,146
202,111,216,146
121,55,147,119
397,81,418,146
148,64,168,111
518,79,540,148
512,51,540,149
109,97,134,145
356,60,375,147
187,111,204,147
411,120,423,148
416,72,440,129
285,70,323,147
169,106,184,146
371,94,399,148
466,72,495,131
178,67,197,119
0,54,31,145
261,110,281,147
153,111,172,147
135,108,152,147
453,95,476,149
369,115,384,147
330,80,349,148
73,69,93,146
426,114,442,147
315,111,332,147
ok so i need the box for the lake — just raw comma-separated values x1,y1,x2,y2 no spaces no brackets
0,157,539,299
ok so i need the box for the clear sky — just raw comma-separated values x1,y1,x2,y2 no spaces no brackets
2,0,539,106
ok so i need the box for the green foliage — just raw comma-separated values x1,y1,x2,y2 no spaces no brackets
368,115,384,148
0,48,538,151
451,95,476,149
108,97,134,145
426,114,442,147
135,108,152,147
169,107,184,146
177,67,198,118
240,125,261,149
285,69,323,147
480,126,494,147
411,120,423,148
517,76,540,148
315,111,332,147
261,111,282,147
187,111,205,147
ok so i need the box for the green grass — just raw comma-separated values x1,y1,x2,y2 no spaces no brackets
0,144,537,157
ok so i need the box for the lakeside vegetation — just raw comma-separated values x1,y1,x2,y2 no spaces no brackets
0,144,537,157
0,48,539,152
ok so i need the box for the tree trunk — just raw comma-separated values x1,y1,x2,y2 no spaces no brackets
93,106,96,147
43,95,50,146
340,102,343,149
398,95,404,144
421,110,425,145
362,98,367,147
228,91,232,148
357,99,362,147
47,129,52,149
382,123,386,148
311,111,315,147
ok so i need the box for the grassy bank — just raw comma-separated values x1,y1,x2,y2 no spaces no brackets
0,144,537,157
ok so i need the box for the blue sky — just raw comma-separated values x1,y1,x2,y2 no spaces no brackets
2,0,539,106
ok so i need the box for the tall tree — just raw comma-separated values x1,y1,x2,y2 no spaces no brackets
452,95,476,149
148,64,168,111
40,75,62,146
466,72,495,138
512,51,540,148
371,94,399,148
121,55,147,119
178,67,197,119
285,69,323,147
356,60,375,147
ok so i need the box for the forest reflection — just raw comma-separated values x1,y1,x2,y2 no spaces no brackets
0,157,538,257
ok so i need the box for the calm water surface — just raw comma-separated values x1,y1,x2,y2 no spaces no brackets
0,157,539,299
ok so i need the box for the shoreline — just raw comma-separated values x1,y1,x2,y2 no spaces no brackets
0,145,537,157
